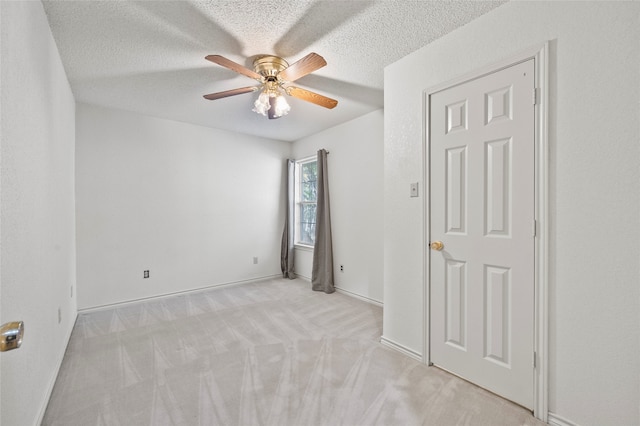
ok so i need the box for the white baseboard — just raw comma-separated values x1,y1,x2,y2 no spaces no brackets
296,274,311,282
548,412,580,426
36,311,78,425
380,336,423,361
293,274,383,307
78,274,283,313
335,286,383,307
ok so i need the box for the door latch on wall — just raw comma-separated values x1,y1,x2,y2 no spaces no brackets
410,182,419,197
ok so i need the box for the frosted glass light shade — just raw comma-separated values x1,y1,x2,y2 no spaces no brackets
252,90,290,118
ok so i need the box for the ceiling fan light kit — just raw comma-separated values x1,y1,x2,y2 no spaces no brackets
203,53,338,120
252,88,291,119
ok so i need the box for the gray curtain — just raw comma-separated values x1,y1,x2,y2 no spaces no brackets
312,149,335,293
280,159,296,279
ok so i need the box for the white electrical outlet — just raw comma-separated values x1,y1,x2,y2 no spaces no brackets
253,257,258,264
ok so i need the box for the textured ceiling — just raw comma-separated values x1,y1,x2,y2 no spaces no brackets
42,0,505,142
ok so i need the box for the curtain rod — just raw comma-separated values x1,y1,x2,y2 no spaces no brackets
293,151,329,162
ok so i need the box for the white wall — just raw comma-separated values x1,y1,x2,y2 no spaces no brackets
383,2,639,425
0,2,77,425
292,110,384,303
75,103,291,309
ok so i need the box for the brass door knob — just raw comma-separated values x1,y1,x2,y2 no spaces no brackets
1,321,24,352
430,241,444,251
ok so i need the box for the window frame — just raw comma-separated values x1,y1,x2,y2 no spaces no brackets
294,156,318,248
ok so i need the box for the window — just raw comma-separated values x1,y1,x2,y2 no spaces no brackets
295,157,317,246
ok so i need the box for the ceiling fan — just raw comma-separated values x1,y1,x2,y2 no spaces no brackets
203,53,338,119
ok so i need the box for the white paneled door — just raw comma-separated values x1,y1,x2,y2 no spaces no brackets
429,59,535,409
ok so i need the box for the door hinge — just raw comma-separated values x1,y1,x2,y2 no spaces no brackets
533,88,539,105
533,219,537,237
533,351,537,368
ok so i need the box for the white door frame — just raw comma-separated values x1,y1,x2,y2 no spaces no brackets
422,43,549,422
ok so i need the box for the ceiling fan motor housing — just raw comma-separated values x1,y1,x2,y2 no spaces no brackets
253,56,289,79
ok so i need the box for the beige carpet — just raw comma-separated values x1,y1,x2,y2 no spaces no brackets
43,277,545,426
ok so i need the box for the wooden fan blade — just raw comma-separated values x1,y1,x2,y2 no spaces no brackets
205,55,263,81
278,53,326,82
287,86,338,109
203,86,258,100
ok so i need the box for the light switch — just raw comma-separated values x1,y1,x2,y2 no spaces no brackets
410,182,419,197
